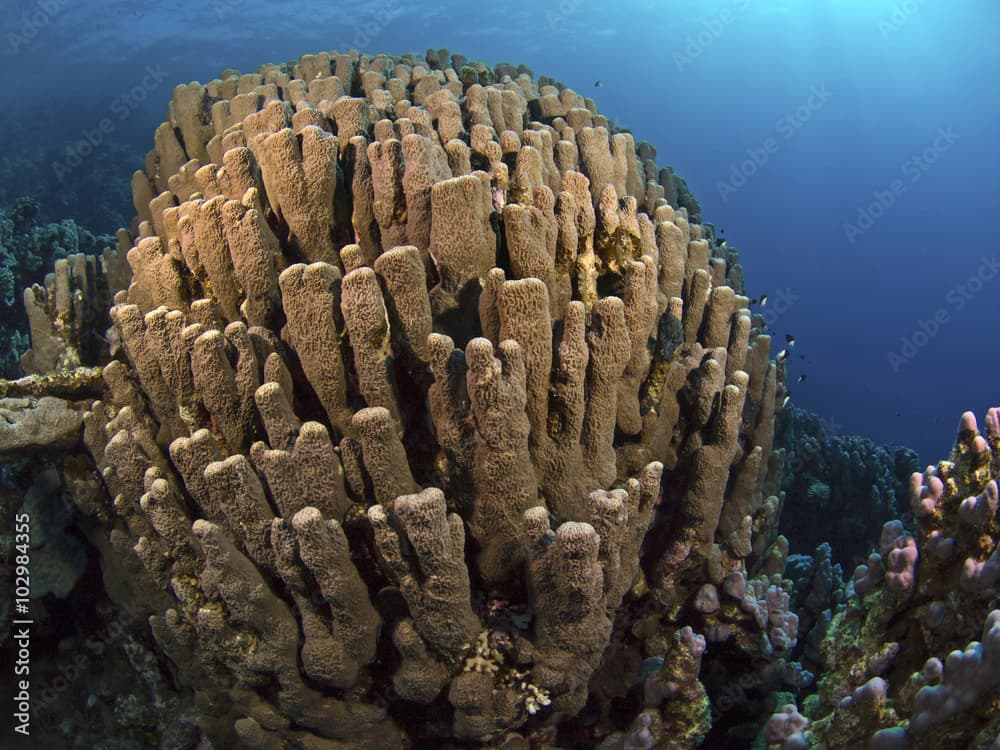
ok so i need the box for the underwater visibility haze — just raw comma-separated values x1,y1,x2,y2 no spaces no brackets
0,1,998,748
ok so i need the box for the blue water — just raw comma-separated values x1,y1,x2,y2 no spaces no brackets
3,0,997,463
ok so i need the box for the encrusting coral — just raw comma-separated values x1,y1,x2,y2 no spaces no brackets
18,48,796,748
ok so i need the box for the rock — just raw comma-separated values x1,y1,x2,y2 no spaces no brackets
0,396,83,454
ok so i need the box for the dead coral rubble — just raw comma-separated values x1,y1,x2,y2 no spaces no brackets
27,48,793,748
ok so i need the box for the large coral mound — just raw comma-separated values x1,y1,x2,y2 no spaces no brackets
54,48,793,748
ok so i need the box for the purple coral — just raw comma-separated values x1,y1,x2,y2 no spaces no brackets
838,676,887,709
925,530,955,561
679,625,707,659
985,406,1000,441
869,727,908,750
912,609,1000,734
694,583,720,615
624,712,654,750
960,544,1000,591
958,481,998,526
874,520,919,593
958,410,978,435
879,520,906,554
722,570,746,600
885,535,918,593
765,585,799,651
910,471,945,518
765,703,809,749
852,552,885,596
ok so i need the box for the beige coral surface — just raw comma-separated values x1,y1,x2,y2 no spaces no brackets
24,47,794,749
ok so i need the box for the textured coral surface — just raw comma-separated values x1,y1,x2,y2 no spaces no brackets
15,47,801,749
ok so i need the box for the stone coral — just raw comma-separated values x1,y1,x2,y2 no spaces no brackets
19,47,792,748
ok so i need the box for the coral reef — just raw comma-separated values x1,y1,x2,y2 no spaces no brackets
10,42,996,750
0,196,118,377
801,408,1000,748
0,112,139,232
775,404,919,568
7,47,801,748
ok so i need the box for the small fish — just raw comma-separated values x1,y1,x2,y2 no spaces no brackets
594,80,602,87
777,349,788,361
638,657,664,680
785,334,795,347
797,375,807,384
759,294,768,306
782,395,791,408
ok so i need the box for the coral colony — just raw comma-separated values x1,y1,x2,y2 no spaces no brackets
5,48,1000,749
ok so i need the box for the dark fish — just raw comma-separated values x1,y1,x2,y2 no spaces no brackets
759,294,768,306
797,375,807,383
785,334,795,347
777,349,788,361
594,80,602,87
